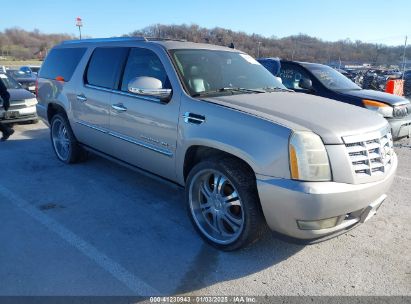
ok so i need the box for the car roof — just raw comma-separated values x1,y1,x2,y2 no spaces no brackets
281,60,327,69
58,37,239,52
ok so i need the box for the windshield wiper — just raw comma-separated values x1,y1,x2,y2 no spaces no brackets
262,87,294,92
192,87,266,97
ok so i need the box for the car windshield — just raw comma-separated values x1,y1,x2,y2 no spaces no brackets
8,70,33,79
305,64,361,90
170,49,286,97
0,73,22,89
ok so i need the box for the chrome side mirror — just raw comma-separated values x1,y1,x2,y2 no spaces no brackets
128,76,172,101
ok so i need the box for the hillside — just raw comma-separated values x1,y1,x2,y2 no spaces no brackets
0,25,409,67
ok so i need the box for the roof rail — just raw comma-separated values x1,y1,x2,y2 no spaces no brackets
61,37,147,44
145,37,187,42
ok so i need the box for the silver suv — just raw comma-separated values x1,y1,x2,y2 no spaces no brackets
37,37,397,250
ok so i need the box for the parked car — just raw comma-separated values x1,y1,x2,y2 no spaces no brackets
0,73,38,124
6,69,37,94
23,65,41,75
272,60,411,140
404,70,411,97
37,38,397,250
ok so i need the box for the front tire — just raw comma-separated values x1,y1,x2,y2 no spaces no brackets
50,113,85,164
186,157,266,251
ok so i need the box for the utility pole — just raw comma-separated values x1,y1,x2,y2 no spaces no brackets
257,41,261,58
76,17,83,39
402,35,408,79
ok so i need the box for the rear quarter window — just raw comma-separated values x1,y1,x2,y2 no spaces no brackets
39,47,86,81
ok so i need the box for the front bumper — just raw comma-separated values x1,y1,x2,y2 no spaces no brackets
388,115,411,139
256,153,397,239
0,105,38,123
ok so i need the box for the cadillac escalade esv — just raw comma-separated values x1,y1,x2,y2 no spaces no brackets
36,37,397,250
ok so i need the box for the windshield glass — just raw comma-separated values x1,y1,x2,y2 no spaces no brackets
0,73,22,89
170,49,286,96
8,70,34,79
305,64,361,90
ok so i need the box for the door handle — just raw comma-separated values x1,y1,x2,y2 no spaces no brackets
76,94,87,102
111,103,127,112
183,112,205,124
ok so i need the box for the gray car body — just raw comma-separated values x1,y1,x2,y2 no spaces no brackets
0,83,38,123
36,38,397,239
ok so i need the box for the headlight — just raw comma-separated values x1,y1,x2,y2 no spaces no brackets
289,131,332,181
24,98,38,107
362,99,393,117
392,104,409,117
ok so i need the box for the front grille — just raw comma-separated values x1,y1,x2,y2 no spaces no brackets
10,104,27,110
345,131,393,177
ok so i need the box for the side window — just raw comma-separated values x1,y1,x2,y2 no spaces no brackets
280,65,311,90
86,47,129,89
121,48,170,92
39,47,86,81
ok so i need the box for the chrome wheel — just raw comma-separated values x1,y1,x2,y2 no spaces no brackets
189,169,245,244
51,118,70,161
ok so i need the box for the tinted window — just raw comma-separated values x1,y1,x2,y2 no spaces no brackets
86,47,129,89
279,64,312,90
121,48,170,92
39,48,86,81
258,59,281,76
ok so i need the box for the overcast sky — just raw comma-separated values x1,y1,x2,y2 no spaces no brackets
1,0,410,46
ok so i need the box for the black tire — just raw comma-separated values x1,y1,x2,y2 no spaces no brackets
50,113,86,164
186,157,266,251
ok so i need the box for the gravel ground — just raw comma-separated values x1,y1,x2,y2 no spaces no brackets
0,121,410,296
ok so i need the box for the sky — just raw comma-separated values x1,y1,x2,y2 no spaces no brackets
1,0,410,46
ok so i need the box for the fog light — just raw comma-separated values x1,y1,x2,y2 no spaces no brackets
297,216,339,230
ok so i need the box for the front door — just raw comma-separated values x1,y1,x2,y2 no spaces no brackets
108,47,180,181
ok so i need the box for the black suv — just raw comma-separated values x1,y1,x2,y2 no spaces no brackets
259,58,411,140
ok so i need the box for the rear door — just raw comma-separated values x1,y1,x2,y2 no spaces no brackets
108,47,180,180
72,47,129,152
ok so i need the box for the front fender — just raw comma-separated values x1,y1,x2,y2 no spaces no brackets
176,96,292,185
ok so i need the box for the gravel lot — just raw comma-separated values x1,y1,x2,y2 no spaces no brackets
0,121,410,296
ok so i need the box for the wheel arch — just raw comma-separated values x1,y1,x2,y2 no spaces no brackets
47,102,67,123
181,142,256,185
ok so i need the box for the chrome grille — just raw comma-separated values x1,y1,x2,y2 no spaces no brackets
345,131,393,177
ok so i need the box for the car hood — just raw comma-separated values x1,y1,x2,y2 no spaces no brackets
8,89,36,103
341,89,409,105
203,92,388,144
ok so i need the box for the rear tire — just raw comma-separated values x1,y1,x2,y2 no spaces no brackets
50,113,86,164
186,157,266,251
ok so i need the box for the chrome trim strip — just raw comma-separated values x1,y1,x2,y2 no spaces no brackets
84,84,164,104
85,84,113,93
342,125,390,144
76,120,109,134
112,90,163,104
75,120,173,157
108,131,173,157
